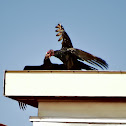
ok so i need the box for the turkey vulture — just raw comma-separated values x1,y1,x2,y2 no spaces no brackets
24,52,66,70
47,24,108,70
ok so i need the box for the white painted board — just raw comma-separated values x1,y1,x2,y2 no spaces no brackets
4,71,126,97
31,122,126,126
30,117,126,126
30,117,126,123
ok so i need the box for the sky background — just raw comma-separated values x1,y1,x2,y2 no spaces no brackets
0,0,126,126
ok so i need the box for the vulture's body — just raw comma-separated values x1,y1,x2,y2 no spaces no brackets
47,24,108,70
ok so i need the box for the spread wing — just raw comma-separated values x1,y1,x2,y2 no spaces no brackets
67,48,108,69
55,24,73,48
55,24,108,70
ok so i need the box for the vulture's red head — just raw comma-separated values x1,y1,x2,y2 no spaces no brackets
46,50,54,58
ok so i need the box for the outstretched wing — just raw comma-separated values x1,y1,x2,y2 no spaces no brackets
55,24,108,70
55,24,73,48
67,48,108,69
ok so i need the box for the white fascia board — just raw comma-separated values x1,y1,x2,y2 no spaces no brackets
4,71,126,97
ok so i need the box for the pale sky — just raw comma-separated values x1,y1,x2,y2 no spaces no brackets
0,0,126,126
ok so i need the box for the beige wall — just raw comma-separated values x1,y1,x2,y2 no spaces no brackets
38,101,126,118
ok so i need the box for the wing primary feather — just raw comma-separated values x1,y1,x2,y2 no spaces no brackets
55,24,61,28
92,58,108,69
55,29,64,32
56,32,62,36
90,60,105,69
86,60,102,69
86,60,98,67
58,35,63,41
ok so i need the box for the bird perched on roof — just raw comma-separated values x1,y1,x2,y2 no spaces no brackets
47,24,108,70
